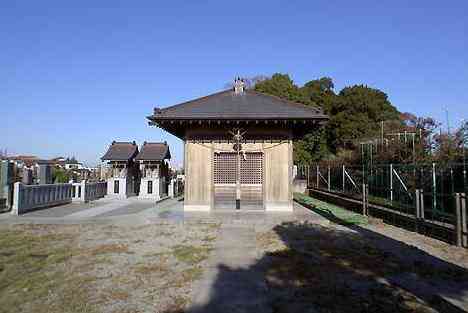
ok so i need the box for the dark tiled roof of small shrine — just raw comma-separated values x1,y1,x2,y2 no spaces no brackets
135,142,171,161
148,89,327,120
101,141,139,161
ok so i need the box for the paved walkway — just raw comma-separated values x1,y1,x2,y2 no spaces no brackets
189,224,271,313
188,205,328,313
65,199,135,218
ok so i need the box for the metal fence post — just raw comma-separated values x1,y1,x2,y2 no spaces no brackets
328,166,331,192
456,193,462,246
342,165,345,193
366,184,369,215
420,189,425,220
415,189,420,232
362,183,366,215
362,183,368,216
432,163,437,211
316,165,320,189
390,163,393,203
306,165,310,188
455,193,467,247
461,193,467,247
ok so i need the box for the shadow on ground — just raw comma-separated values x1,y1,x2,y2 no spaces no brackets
163,205,468,313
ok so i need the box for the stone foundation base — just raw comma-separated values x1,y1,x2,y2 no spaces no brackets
264,202,293,212
184,204,211,211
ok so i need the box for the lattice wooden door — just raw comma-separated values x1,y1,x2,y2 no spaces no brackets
240,152,263,209
213,152,263,210
213,152,237,209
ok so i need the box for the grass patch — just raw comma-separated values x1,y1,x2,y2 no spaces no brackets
143,251,172,258
133,263,168,275
201,235,217,242
294,193,368,225
172,245,212,265
102,289,130,302
86,243,132,256
0,228,97,313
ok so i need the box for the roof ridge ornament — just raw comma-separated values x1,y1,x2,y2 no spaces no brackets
233,77,245,95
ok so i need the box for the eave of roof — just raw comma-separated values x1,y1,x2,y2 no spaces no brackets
148,89,328,121
147,89,329,139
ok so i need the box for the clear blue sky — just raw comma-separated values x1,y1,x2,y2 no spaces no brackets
2,1,467,166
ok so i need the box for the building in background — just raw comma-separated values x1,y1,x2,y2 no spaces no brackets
135,142,171,200
101,141,139,199
37,160,53,184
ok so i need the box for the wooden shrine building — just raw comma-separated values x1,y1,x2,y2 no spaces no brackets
135,142,171,200
101,141,139,199
147,79,328,211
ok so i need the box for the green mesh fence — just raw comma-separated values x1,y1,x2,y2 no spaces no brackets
307,162,468,227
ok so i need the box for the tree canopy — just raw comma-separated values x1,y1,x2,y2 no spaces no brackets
254,73,401,164
327,85,400,150
248,72,465,165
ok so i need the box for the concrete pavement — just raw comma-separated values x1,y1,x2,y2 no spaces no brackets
189,224,271,313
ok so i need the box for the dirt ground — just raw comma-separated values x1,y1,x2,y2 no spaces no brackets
1,199,467,313
0,222,219,313
256,220,468,313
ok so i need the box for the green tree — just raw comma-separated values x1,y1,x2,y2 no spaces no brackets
300,77,337,110
326,85,400,152
294,129,332,165
254,74,402,164
53,168,70,183
255,74,337,164
254,73,309,105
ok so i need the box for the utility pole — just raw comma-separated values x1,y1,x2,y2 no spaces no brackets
445,108,451,135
